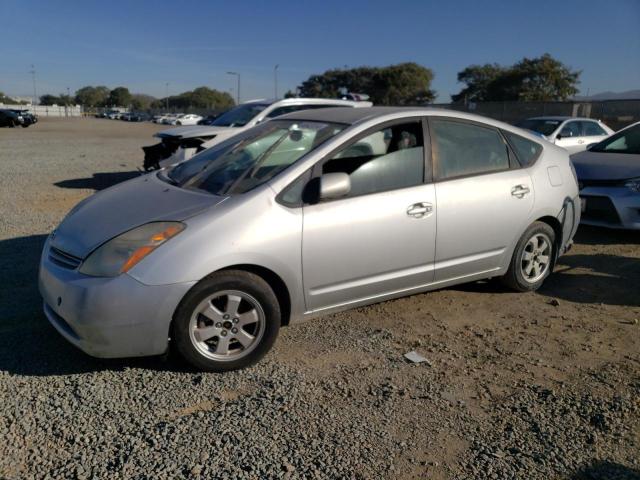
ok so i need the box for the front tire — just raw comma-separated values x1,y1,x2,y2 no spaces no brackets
501,221,555,292
172,270,281,372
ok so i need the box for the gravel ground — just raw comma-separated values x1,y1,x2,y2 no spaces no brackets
0,118,638,479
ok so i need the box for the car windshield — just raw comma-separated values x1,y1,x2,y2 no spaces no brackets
589,124,640,155
517,119,562,136
211,103,270,127
165,120,345,195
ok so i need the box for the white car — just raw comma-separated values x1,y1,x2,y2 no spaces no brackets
153,114,170,124
161,113,184,125
517,116,614,154
142,98,373,170
172,114,203,126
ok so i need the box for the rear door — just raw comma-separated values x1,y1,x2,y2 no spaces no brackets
301,118,437,312
429,118,534,283
578,120,610,147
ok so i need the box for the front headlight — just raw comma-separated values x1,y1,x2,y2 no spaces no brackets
624,177,640,193
79,222,185,277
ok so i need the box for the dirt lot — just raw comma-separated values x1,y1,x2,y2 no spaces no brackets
0,118,638,479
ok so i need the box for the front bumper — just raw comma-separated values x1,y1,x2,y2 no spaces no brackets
580,186,640,230
38,238,195,358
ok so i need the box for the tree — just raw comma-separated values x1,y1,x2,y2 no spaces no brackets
452,54,580,102
39,94,62,106
297,63,436,105
153,87,235,111
0,91,27,104
74,86,110,107
107,87,132,107
131,93,156,111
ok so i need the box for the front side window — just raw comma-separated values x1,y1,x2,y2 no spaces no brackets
579,121,607,136
166,120,345,195
321,121,425,198
432,119,510,180
589,124,640,154
211,103,271,127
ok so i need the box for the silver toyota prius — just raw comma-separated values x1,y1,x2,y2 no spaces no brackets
39,107,580,371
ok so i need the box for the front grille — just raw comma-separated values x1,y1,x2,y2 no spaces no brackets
49,246,82,269
582,195,621,225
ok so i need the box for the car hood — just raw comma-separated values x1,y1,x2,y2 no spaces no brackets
571,150,640,181
156,125,242,139
51,173,225,258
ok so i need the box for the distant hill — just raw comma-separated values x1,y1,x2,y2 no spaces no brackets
574,89,640,101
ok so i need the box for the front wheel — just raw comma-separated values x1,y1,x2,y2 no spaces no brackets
501,221,555,292
172,271,281,372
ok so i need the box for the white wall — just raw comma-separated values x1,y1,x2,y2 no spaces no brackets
0,103,83,117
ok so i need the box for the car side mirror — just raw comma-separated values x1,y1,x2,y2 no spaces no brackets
319,173,351,200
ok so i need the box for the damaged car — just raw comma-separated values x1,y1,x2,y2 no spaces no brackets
142,98,372,170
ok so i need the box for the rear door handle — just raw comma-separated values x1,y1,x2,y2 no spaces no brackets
511,185,530,198
407,202,433,218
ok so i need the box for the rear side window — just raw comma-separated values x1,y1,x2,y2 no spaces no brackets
503,131,542,167
579,121,607,136
431,119,510,180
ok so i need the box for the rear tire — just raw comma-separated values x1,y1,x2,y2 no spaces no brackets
172,270,281,372
501,221,555,292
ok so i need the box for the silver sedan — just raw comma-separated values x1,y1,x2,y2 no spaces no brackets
39,107,580,371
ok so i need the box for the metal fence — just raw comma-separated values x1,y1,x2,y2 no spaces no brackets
432,99,640,130
0,103,83,117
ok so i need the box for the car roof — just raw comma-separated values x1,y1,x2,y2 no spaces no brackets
242,97,372,108
527,116,600,122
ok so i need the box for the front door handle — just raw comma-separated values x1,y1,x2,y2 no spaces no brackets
511,185,530,198
407,202,433,218
577,139,585,144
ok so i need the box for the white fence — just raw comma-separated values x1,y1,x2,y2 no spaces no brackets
0,103,83,117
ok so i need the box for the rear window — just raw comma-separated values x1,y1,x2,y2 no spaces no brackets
503,131,543,167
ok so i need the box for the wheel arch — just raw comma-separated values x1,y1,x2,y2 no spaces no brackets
534,215,562,266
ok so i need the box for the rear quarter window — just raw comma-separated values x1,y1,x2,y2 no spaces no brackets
503,131,543,167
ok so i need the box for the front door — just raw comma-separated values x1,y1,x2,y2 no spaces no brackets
302,119,437,312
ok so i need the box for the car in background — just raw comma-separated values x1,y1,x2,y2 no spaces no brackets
162,113,184,125
131,112,151,122
40,107,580,371
10,109,37,127
517,116,613,154
174,114,203,126
197,114,219,125
120,112,134,121
0,109,25,127
142,97,373,170
107,111,122,120
571,122,640,229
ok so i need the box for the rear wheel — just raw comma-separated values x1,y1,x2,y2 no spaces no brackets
501,222,555,292
172,271,281,372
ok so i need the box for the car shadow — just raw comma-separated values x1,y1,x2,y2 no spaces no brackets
450,226,640,307
572,460,640,480
0,234,189,376
54,171,142,191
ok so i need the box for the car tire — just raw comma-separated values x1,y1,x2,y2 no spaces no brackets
501,221,556,292
176,121,182,126
172,270,281,372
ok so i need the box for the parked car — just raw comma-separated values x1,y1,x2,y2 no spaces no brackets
152,114,169,124
40,107,580,371
174,114,203,126
107,111,122,120
197,114,219,125
142,98,373,170
571,121,640,229
161,113,184,125
0,109,25,127
517,116,613,154
130,112,151,122
10,109,37,127
120,112,134,121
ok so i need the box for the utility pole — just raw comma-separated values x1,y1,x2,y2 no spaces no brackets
274,64,279,100
29,64,37,107
165,82,169,111
227,72,240,104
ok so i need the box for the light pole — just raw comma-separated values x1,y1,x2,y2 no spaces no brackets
227,71,240,104
165,82,169,111
274,64,279,100
29,64,37,107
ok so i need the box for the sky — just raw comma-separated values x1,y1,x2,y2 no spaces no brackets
1,0,639,102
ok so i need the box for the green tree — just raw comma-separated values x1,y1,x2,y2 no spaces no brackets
131,93,156,111
0,91,27,104
74,86,110,107
153,87,235,111
452,54,580,102
39,94,63,105
297,63,436,105
107,87,132,107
